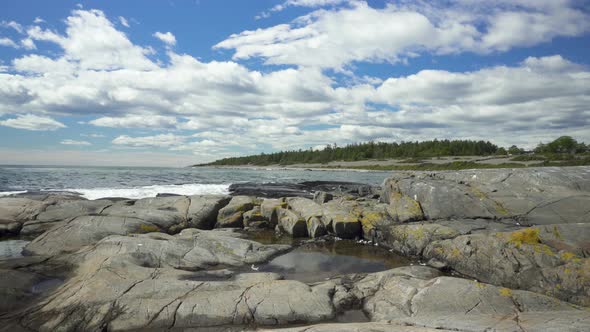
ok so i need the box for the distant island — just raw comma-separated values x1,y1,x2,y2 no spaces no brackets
196,136,590,171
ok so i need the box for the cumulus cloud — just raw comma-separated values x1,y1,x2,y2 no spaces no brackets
153,31,176,46
217,1,590,69
0,7,588,161
25,9,156,70
0,114,66,131
61,139,91,146
112,134,187,148
1,20,24,33
257,0,352,19
89,115,178,129
0,37,18,48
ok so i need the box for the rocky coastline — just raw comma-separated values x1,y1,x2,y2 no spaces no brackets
1,166,589,331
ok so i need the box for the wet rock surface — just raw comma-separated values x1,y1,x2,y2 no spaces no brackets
0,166,589,331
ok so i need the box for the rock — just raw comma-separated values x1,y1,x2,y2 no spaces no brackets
385,191,424,223
21,199,114,235
9,230,335,331
260,198,286,226
216,196,258,228
229,181,376,199
307,216,327,238
277,209,308,237
0,269,44,312
321,199,362,239
23,215,161,256
356,202,394,242
286,197,327,238
272,322,448,332
313,191,333,204
362,275,589,331
0,221,22,235
381,167,590,224
423,225,590,306
186,195,231,229
0,198,48,236
100,196,189,232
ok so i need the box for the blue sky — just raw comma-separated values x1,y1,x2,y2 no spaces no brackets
0,0,589,166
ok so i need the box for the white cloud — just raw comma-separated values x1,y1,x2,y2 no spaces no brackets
0,37,18,48
89,115,178,129
26,9,156,70
153,31,176,46
81,133,105,138
257,0,352,19
272,0,352,12
0,8,588,161
217,1,590,69
61,139,91,146
118,16,130,27
0,114,66,131
112,134,187,148
1,21,23,33
20,38,36,50
33,17,45,24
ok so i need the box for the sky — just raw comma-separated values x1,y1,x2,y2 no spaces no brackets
0,0,589,167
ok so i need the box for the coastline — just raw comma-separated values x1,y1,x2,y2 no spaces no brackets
194,154,590,171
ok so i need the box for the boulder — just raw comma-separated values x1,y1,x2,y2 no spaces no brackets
321,199,362,239
313,191,333,204
186,195,231,229
0,198,48,235
277,208,308,237
216,196,258,228
286,197,327,238
260,198,286,226
243,206,268,228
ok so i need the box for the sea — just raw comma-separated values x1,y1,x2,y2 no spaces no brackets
0,165,392,200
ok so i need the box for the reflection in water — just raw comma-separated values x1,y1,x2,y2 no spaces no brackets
258,240,411,283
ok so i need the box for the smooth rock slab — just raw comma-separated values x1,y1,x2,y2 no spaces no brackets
23,215,160,256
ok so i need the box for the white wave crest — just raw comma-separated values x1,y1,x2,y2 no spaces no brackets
0,190,28,197
59,183,230,200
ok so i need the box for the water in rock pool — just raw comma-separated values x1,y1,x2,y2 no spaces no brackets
257,240,411,282
0,165,390,199
242,231,413,283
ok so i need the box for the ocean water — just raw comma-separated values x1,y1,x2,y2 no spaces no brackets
0,165,392,200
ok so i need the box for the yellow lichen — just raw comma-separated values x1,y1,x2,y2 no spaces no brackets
451,247,462,258
560,251,577,262
407,226,426,240
508,228,541,248
139,224,160,233
552,225,562,240
499,288,513,297
475,281,487,289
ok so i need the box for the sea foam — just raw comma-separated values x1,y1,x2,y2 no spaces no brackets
0,184,230,200
67,183,230,200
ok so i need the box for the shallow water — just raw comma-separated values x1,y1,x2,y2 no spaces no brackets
253,239,412,283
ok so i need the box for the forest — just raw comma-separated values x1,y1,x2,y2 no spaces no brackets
200,136,588,167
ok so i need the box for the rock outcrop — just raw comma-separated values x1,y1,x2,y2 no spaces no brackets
374,167,590,306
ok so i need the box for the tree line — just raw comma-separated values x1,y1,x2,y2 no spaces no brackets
201,136,587,166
